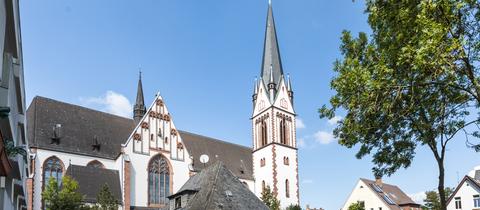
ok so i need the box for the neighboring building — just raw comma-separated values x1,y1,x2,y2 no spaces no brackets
342,178,421,210
167,161,269,210
0,0,30,209
447,173,480,210
26,2,299,210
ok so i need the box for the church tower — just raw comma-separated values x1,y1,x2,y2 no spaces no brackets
133,72,146,124
252,2,299,208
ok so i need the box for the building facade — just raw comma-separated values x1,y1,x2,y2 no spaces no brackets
342,178,420,210
447,170,480,210
0,0,29,209
26,2,299,210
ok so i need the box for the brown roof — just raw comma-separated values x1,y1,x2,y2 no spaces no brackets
180,131,253,180
360,178,419,210
27,96,135,159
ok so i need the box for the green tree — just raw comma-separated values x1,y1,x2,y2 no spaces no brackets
319,1,479,210
42,176,84,210
95,184,118,210
261,186,280,210
286,204,302,210
348,202,365,210
424,187,454,210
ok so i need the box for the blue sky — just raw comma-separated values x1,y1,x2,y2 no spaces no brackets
20,0,480,209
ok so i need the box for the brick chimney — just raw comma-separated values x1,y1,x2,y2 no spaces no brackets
375,176,383,187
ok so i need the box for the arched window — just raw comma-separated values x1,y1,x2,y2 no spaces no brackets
261,121,267,147
279,118,289,145
87,160,104,168
43,156,63,186
148,155,170,206
42,156,64,209
262,180,266,192
285,179,290,198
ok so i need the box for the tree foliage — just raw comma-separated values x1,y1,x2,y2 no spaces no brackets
286,204,302,210
423,187,454,210
261,186,280,210
95,184,118,210
42,176,84,210
320,1,479,210
348,202,365,210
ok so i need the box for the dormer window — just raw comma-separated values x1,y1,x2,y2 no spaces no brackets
51,124,62,144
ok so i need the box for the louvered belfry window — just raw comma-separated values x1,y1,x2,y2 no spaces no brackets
148,155,170,205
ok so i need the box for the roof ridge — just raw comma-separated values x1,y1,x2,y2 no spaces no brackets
33,96,134,121
179,130,251,150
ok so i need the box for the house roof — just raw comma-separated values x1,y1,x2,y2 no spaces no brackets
180,131,253,180
360,178,419,210
27,96,135,159
169,161,269,210
65,164,122,204
447,175,480,206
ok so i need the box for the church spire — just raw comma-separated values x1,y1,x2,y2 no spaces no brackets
260,2,284,90
133,70,146,124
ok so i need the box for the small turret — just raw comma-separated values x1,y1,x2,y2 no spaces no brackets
287,73,293,103
133,71,146,125
253,77,258,106
268,65,276,102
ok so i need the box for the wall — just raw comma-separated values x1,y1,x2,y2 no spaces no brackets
447,178,480,210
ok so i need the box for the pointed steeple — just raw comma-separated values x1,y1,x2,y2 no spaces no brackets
133,71,146,124
260,2,284,90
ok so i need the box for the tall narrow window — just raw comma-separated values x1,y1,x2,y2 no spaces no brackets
285,179,290,198
261,121,267,147
262,180,266,192
280,119,286,144
42,156,64,209
474,195,480,208
148,155,170,206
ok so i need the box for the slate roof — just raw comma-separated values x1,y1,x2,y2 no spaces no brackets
169,161,269,210
360,178,419,210
66,164,122,204
260,3,284,90
27,96,135,159
180,131,253,180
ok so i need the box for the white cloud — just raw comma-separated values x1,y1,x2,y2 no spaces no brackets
296,118,306,129
408,191,426,205
80,91,133,118
297,138,306,148
327,116,343,126
302,179,314,184
314,131,336,144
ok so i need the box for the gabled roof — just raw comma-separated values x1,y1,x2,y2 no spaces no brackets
180,131,253,180
360,178,419,210
66,164,122,204
169,161,269,210
27,96,135,159
447,175,480,206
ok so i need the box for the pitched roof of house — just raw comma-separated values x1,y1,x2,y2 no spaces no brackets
169,161,269,210
27,96,253,179
27,96,135,159
180,131,253,180
447,175,480,206
360,178,419,210
65,164,122,204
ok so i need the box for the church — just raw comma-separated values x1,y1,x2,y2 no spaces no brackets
26,3,299,210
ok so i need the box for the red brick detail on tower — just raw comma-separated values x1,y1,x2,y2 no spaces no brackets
272,144,278,196
124,160,131,210
296,151,300,204
27,178,33,210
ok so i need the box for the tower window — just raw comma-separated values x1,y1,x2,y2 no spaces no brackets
283,157,289,165
260,158,266,167
279,118,289,145
261,120,267,147
262,180,266,192
285,179,290,198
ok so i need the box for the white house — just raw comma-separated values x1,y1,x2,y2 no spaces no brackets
342,178,421,210
447,172,480,210
0,0,30,209
26,2,299,210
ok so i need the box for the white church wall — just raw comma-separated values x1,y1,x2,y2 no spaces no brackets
32,148,118,210
274,145,299,207
253,145,275,197
341,180,389,210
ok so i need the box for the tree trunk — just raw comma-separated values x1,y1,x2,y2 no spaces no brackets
437,158,447,210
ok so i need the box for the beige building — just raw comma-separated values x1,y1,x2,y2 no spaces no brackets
0,0,30,209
